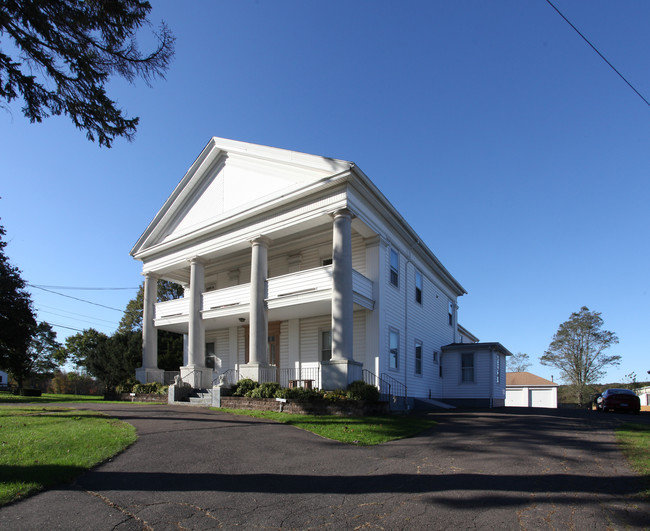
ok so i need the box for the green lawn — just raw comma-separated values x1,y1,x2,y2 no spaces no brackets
616,423,650,497
0,407,137,505
216,407,437,445
0,391,107,404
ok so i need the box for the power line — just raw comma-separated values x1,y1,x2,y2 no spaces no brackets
48,322,86,332
36,307,119,327
36,303,119,324
545,0,650,108
27,284,124,312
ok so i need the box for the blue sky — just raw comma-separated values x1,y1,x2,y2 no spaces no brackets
1,0,648,383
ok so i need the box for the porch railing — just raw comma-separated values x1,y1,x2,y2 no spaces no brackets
363,369,407,409
212,368,241,387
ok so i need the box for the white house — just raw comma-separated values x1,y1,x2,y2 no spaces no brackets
505,372,558,408
131,137,511,407
0,370,8,388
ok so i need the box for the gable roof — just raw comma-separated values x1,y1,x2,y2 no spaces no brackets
131,137,352,257
506,372,558,387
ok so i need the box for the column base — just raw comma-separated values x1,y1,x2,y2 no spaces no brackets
239,363,272,383
135,367,164,384
321,359,363,390
180,366,213,388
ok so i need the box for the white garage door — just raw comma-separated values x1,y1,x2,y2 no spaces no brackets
529,388,555,408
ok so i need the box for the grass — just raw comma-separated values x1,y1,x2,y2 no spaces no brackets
216,407,436,445
0,391,163,405
616,423,650,497
0,406,137,506
0,391,106,404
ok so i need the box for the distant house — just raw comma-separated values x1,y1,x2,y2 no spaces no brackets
131,137,512,407
0,370,8,388
506,372,558,408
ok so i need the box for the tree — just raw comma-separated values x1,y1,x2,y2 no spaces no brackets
506,352,532,373
0,0,174,147
0,222,37,384
6,321,65,387
540,306,620,406
86,331,141,390
62,328,109,370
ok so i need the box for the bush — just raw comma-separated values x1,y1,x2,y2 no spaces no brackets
132,382,167,395
322,389,347,401
116,378,138,394
275,386,324,401
233,378,259,397
346,380,380,402
249,382,281,398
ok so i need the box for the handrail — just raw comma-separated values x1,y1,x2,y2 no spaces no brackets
212,368,241,387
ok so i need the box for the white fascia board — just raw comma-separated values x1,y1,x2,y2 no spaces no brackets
347,165,467,297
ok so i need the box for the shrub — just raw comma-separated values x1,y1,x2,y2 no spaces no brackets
116,378,138,394
233,378,259,397
132,382,167,395
323,389,347,401
346,380,380,402
278,387,324,401
249,382,281,398
18,388,42,397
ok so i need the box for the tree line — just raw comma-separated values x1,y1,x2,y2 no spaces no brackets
0,221,183,393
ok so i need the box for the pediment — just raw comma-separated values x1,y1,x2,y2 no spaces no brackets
132,137,351,256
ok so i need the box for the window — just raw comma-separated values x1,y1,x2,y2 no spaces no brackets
321,330,332,361
205,342,216,369
415,271,423,304
461,353,474,383
448,300,454,326
496,354,500,383
389,248,399,287
433,350,438,363
322,257,333,266
389,329,399,370
415,341,423,375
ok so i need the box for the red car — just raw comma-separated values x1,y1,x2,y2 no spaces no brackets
600,388,641,414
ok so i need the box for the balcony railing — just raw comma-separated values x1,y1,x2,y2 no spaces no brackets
154,265,374,323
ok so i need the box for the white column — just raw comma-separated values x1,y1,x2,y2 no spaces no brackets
248,236,270,365
187,258,205,367
331,209,353,361
142,273,158,369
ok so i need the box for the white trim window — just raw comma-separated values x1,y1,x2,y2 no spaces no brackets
415,270,423,304
389,248,399,287
320,330,332,361
461,352,474,383
448,300,454,326
414,340,423,375
389,329,399,370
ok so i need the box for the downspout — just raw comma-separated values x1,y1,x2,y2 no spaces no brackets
489,347,494,409
404,253,409,408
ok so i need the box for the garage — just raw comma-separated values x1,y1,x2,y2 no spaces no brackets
506,372,558,409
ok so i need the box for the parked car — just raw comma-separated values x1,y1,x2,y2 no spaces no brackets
600,388,640,414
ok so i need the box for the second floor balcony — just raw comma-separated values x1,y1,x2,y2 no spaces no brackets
154,265,374,333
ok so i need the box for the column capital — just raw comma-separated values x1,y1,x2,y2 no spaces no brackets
188,256,206,266
330,208,354,220
142,271,159,280
250,235,272,247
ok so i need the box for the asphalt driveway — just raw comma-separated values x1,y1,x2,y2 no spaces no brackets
1,404,648,530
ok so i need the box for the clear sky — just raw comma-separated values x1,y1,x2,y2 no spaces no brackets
1,0,648,384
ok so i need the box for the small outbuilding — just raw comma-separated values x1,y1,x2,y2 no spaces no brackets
506,372,558,409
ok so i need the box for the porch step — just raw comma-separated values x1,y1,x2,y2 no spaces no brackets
188,388,212,405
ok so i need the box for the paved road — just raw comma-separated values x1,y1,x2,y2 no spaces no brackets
1,404,649,530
